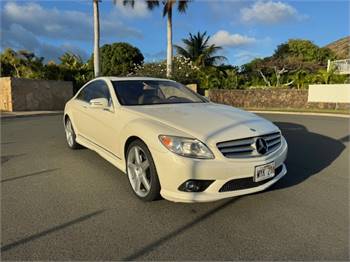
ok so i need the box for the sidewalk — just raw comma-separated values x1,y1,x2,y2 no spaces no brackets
1,111,63,119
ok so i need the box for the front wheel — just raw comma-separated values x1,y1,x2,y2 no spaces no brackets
65,118,81,149
126,140,161,201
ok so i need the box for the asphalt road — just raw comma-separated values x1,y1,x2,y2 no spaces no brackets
1,113,349,260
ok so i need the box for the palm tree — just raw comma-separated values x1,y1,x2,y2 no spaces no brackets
291,69,307,89
174,31,226,67
147,0,189,77
93,0,100,77
59,52,85,70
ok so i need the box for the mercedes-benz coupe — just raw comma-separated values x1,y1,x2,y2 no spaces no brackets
64,77,288,202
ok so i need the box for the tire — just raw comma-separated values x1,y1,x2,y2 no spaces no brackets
126,139,161,201
65,117,81,150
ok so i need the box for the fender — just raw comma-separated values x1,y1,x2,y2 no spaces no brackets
118,117,193,172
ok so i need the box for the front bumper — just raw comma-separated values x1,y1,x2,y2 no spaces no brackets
152,136,288,203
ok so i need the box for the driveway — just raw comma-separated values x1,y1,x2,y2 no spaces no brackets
1,113,349,260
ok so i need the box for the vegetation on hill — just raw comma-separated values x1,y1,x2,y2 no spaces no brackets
325,36,350,59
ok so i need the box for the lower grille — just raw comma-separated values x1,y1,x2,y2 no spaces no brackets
219,165,283,192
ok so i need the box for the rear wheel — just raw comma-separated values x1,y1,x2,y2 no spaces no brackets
126,140,161,201
65,118,81,149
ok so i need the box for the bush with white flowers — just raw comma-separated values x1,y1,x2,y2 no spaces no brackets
132,55,200,84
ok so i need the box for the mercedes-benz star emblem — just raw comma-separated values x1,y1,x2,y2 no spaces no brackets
256,138,268,155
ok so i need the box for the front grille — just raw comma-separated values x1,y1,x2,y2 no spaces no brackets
219,165,283,192
217,132,281,158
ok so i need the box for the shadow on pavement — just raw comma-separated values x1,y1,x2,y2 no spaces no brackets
1,209,106,252
339,134,349,143
270,122,346,191
1,168,60,183
123,197,241,260
1,153,26,164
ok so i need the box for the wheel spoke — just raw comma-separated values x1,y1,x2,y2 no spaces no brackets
134,147,141,164
141,160,150,171
128,163,137,171
140,174,151,191
134,176,141,193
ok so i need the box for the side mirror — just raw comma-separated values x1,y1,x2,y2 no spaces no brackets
89,98,109,109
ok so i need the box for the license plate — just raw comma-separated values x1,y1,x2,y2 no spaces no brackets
254,162,275,182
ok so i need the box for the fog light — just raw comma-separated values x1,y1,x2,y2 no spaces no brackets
185,181,200,192
178,179,215,192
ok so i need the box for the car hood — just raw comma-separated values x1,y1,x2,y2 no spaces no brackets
125,103,279,145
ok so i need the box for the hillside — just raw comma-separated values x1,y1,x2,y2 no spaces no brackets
324,36,349,59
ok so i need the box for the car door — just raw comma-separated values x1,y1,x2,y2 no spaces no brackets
87,80,121,158
71,81,96,140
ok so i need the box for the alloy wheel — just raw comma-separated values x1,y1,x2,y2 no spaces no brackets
65,120,74,147
127,146,151,197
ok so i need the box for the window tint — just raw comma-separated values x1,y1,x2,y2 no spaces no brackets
76,80,111,104
112,80,205,105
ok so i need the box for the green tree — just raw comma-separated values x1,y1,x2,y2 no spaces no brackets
174,31,226,67
274,39,336,64
146,0,189,77
89,42,144,76
0,48,44,78
0,48,21,77
58,52,91,92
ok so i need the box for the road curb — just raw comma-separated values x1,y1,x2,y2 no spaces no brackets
250,110,350,118
0,111,63,119
1,110,349,119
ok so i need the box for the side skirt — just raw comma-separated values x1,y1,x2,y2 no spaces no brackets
76,135,126,174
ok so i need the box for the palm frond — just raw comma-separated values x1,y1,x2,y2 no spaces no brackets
177,0,189,13
123,0,135,7
176,31,227,67
174,45,191,57
147,0,160,10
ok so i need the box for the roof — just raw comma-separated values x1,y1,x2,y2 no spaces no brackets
95,76,175,82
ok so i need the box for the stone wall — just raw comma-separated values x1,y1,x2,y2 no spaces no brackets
0,77,73,111
208,89,350,110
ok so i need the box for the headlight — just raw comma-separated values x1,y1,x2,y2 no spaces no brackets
159,135,214,159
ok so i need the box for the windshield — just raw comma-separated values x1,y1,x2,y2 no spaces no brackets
112,80,206,106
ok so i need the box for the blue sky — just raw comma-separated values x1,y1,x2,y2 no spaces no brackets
1,0,349,65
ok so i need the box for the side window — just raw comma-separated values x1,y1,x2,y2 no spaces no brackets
76,80,112,106
76,82,95,102
92,81,111,102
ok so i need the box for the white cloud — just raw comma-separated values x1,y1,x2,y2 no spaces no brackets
240,1,303,24
2,2,142,41
1,2,142,61
2,24,88,62
234,51,262,65
144,50,166,62
115,1,150,18
209,30,256,47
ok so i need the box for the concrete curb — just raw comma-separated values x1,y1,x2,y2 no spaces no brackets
250,110,350,118
0,111,63,119
1,110,349,119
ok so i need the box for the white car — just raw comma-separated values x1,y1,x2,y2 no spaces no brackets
64,77,288,202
